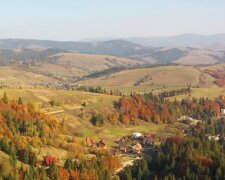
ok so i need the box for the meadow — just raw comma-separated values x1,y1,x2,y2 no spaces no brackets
80,65,217,94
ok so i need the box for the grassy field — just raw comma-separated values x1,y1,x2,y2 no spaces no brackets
168,87,225,101
80,65,216,94
31,63,87,77
0,66,57,88
174,48,220,65
56,52,142,74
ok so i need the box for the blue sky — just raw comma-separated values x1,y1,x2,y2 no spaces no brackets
0,0,225,40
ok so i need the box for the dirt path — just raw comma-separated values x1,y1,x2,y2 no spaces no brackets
113,157,141,175
45,109,65,115
195,67,206,87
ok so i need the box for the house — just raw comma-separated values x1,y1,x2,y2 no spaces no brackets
44,156,58,166
110,148,119,155
142,136,154,147
118,142,128,153
132,143,143,154
116,136,129,143
206,134,220,141
86,137,96,147
221,109,225,115
97,139,107,149
132,132,142,139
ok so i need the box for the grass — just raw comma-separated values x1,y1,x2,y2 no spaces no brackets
82,128,97,137
169,87,225,100
56,52,142,74
80,65,210,94
31,63,87,77
81,66,199,86
0,66,57,88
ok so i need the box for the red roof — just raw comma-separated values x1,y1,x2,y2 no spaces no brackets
45,156,58,165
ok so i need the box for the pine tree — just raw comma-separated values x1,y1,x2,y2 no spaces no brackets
124,167,132,180
38,167,47,180
215,167,222,180
23,144,31,164
18,97,23,105
141,159,149,177
64,159,72,170
10,144,17,166
3,92,9,104
137,166,143,180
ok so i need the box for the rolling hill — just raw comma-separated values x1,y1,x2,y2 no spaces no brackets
79,65,218,94
0,38,225,69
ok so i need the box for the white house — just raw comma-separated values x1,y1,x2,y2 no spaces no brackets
132,132,142,138
221,109,225,115
206,134,220,141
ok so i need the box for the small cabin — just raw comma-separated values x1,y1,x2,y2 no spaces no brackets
118,142,128,153
132,132,142,139
97,139,107,149
132,143,143,154
142,136,154,146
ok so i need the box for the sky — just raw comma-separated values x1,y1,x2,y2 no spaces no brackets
0,0,225,41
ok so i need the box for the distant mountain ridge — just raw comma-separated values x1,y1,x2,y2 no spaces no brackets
0,39,188,64
125,33,225,49
0,39,147,56
0,36,225,65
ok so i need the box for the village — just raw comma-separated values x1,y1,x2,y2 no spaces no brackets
33,109,225,172
85,131,156,156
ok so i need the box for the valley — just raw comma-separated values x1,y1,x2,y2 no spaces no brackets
1,1,225,179
0,39,225,180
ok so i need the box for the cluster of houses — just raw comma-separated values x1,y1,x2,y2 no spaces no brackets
85,132,155,156
111,132,155,155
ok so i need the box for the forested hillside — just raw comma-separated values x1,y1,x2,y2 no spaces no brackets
0,93,121,179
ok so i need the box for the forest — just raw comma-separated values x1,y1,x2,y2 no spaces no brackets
0,93,121,179
107,93,224,125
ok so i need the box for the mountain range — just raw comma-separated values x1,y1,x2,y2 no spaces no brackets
0,34,225,65
125,34,225,49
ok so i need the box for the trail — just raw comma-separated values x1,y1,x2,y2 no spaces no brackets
113,157,141,175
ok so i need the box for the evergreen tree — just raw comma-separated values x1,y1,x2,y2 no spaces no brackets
137,166,143,180
124,167,132,180
18,97,23,105
215,167,222,180
3,92,9,104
